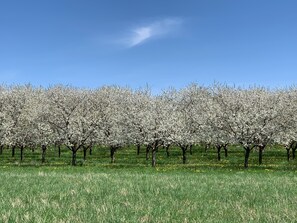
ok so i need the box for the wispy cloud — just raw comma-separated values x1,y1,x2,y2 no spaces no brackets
123,18,183,47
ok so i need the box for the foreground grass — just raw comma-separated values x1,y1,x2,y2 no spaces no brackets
0,167,297,223
0,146,297,222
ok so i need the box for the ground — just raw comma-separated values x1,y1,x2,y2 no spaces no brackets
0,145,296,222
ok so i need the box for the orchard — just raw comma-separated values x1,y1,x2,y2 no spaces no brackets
0,83,296,168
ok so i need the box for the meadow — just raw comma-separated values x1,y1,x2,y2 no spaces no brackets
0,145,297,222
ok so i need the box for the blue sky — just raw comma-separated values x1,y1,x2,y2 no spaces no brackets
0,0,297,92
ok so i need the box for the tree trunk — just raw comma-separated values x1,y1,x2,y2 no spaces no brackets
286,148,290,161
31,147,35,153
41,145,46,163
217,145,222,161
181,147,187,164
83,147,87,160
72,148,77,166
223,145,228,157
58,145,61,158
292,148,296,160
189,145,193,155
258,146,265,165
110,147,116,163
258,148,263,165
244,147,251,168
12,146,15,157
152,148,156,167
166,145,170,157
146,145,150,160
137,144,141,155
20,146,24,161
89,147,92,155
0,145,3,155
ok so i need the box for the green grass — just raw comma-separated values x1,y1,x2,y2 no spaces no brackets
0,145,297,222
0,144,296,171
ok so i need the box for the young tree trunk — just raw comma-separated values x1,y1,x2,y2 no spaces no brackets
286,148,290,161
223,145,228,157
12,146,15,157
58,145,61,158
292,148,296,160
152,148,156,167
0,145,3,155
20,146,24,161
83,147,87,160
89,147,92,155
258,145,265,165
83,145,92,161
216,145,222,161
137,144,141,155
72,148,77,166
110,146,116,163
166,145,170,157
181,146,187,164
146,145,150,160
31,147,35,153
244,147,251,169
41,145,46,163
189,145,193,155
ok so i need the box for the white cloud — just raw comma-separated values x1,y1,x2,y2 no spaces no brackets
124,18,183,47
130,27,152,46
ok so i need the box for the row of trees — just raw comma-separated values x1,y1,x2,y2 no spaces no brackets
0,84,296,168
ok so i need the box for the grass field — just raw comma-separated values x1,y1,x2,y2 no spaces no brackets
0,145,297,222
